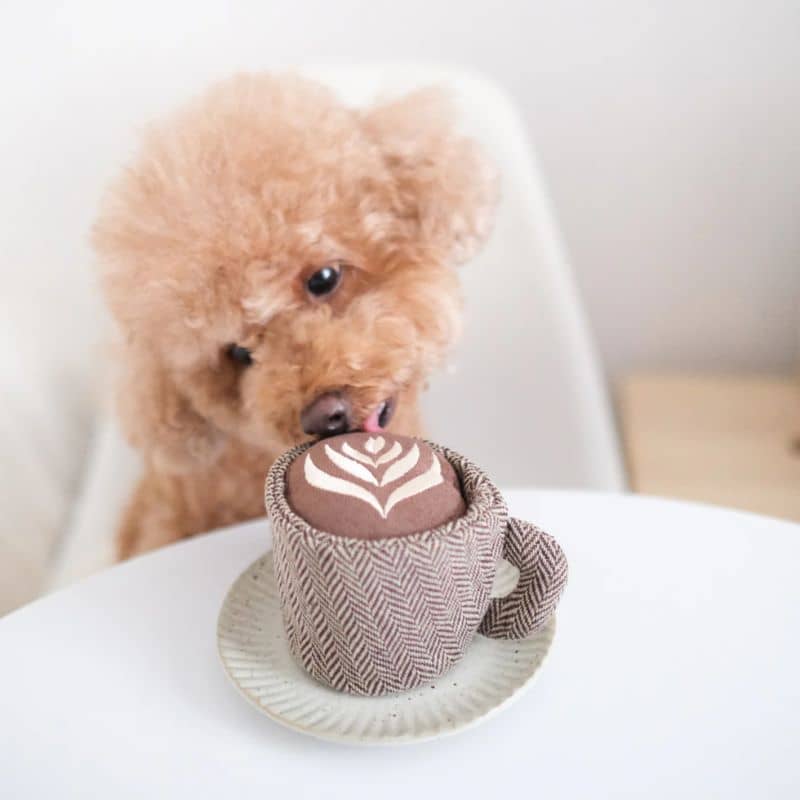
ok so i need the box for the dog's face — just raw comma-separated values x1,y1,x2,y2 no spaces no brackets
93,74,496,468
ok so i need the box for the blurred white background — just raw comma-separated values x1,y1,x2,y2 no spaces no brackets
2,0,798,376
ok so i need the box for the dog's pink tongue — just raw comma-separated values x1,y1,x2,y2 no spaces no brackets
362,404,384,433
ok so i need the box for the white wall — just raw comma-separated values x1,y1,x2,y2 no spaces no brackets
3,0,799,376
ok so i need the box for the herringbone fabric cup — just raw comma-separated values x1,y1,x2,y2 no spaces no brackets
265,440,567,696
479,520,569,639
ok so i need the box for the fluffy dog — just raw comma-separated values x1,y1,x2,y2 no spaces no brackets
93,73,497,559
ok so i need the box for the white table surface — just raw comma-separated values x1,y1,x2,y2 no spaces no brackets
1,490,798,798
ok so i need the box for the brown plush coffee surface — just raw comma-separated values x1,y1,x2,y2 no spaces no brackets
286,433,466,539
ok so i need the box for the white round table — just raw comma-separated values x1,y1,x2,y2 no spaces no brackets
2,491,798,798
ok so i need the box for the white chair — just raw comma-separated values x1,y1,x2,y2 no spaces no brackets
0,64,624,614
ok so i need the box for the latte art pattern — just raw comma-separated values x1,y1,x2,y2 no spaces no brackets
286,432,466,539
303,436,444,518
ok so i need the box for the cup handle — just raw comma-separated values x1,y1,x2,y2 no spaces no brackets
479,518,568,639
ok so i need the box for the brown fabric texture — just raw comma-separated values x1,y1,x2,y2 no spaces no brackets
479,519,569,639
266,441,569,696
286,433,466,539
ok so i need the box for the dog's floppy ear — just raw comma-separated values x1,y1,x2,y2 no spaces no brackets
361,88,499,265
115,342,226,474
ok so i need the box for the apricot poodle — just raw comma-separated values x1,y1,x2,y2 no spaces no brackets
92,73,497,559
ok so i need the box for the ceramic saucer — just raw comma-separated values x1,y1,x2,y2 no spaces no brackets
217,552,555,745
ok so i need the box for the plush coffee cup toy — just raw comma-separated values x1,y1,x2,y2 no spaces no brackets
265,433,568,696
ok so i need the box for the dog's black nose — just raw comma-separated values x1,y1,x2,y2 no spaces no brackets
301,392,352,437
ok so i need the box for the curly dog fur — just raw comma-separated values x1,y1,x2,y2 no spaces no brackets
92,73,497,559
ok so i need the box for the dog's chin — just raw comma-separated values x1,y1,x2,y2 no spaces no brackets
235,393,399,453
295,393,398,442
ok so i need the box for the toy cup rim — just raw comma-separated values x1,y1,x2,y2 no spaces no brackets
264,437,508,549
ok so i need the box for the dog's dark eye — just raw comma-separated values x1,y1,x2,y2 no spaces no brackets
226,344,253,366
306,265,341,297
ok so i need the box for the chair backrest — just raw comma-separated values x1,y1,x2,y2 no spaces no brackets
1,62,623,496
307,66,624,489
